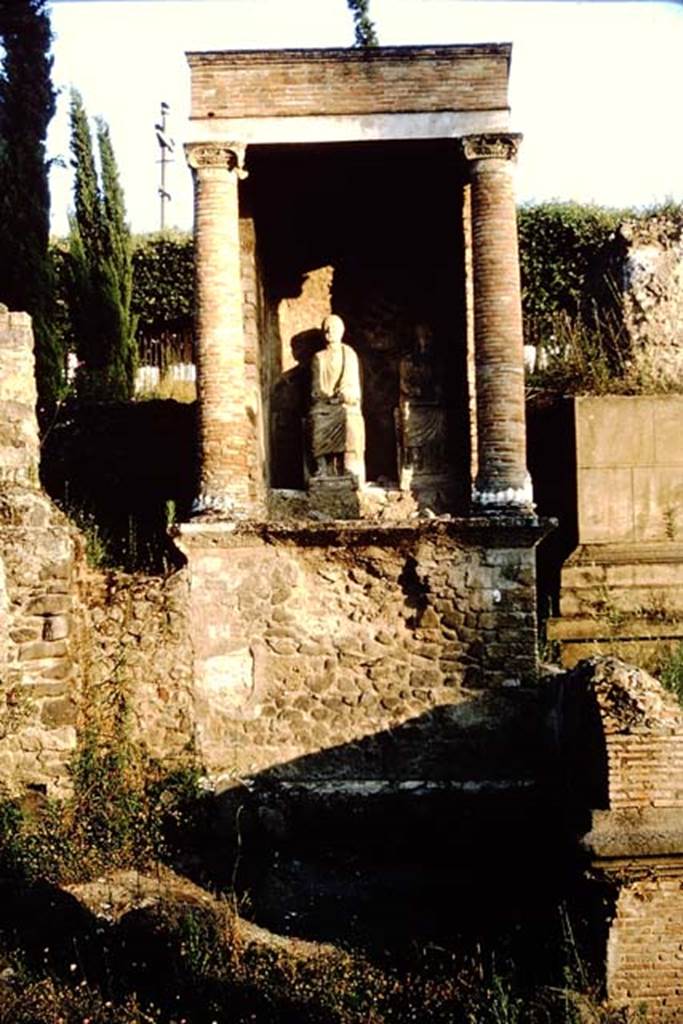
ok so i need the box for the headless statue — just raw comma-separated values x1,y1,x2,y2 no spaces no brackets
397,324,448,487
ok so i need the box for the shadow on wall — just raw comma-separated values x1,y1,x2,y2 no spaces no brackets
182,694,607,974
270,327,322,490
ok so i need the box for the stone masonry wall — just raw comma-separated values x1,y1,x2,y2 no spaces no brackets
619,217,683,387
81,569,195,762
0,490,83,796
0,309,82,795
178,519,542,782
0,307,40,488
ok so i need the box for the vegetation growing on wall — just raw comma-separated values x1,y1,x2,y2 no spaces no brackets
520,200,683,396
0,0,61,421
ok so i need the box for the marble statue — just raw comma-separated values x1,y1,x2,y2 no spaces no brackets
309,314,365,486
397,324,448,488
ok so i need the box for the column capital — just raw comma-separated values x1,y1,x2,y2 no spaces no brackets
461,132,522,165
185,141,249,179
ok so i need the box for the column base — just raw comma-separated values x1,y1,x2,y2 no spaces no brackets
192,491,265,520
472,474,534,512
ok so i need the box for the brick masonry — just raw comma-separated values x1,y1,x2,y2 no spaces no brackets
607,869,683,1022
187,144,261,515
187,45,511,121
559,658,683,1021
463,136,530,507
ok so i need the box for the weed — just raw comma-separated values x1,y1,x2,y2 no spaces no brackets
659,642,683,706
663,505,678,542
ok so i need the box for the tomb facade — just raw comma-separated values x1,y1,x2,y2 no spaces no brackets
184,44,533,518
179,46,548,792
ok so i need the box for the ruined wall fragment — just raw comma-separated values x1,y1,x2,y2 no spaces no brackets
619,217,683,387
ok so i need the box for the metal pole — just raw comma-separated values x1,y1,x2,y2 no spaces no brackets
156,101,173,232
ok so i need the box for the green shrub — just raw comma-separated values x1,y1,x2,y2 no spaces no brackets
659,642,683,706
518,201,626,349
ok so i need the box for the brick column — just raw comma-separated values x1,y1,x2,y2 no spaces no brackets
462,133,533,511
186,142,259,517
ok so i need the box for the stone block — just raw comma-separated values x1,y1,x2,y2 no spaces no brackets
18,639,68,662
653,397,683,466
575,396,655,469
577,468,634,544
632,467,683,542
42,615,69,641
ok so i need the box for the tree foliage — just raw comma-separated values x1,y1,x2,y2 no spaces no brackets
517,201,625,346
346,0,378,47
0,0,60,418
67,91,137,400
131,231,194,338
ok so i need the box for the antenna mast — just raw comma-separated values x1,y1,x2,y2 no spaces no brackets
155,101,174,232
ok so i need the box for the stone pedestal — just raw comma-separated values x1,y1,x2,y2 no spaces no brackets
176,516,548,778
308,477,361,519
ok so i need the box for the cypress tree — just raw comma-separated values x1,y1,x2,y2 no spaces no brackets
97,116,137,396
0,0,60,420
346,0,379,47
67,91,136,400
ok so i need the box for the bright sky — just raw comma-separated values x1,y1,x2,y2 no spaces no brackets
46,0,683,237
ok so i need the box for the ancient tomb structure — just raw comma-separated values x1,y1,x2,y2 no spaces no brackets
178,45,549,781
183,44,531,517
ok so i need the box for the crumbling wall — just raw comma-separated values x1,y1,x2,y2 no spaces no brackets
0,308,83,795
0,307,40,488
588,657,683,812
558,657,683,1022
619,216,683,387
